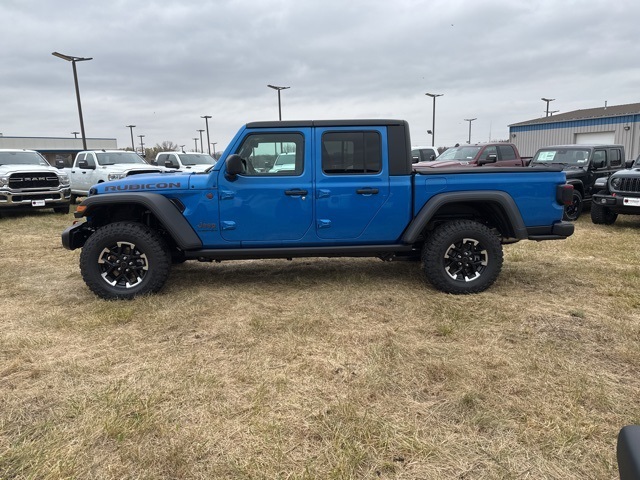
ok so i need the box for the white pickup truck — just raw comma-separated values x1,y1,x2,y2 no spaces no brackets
1,149,71,214
62,150,167,202
152,151,217,173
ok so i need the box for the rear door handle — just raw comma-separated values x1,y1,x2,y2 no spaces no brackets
356,188,379,195
285,189,308,196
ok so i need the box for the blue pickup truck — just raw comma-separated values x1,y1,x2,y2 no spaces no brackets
62,119,574,299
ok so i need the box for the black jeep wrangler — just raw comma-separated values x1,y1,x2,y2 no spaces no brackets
529,144,626,221
591,154,640,225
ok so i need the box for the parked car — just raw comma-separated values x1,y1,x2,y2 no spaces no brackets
0,149,71,214
590,153,640,225
425,143,529,168
269,152,297,173
529,144,626,220
152,151,216,172
411,146,439,163
60,150,167,203
62,118,574,300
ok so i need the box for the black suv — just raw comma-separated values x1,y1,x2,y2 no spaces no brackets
591,154,640,225
529,145,626,220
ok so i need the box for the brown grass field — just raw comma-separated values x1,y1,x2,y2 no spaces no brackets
1,210,639,479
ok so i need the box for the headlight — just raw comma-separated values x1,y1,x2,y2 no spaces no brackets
58,173,70,186
108,173,126,181
0,175,8,188
610,177,621,190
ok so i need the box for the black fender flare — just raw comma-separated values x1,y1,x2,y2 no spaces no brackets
566,179,585,195
402,190,528,244
77,193,202,250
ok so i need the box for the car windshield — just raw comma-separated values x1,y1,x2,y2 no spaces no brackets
178,154,216,166
531,149,591,166
96,152,147,165
436,146,482,161
0,151,49,166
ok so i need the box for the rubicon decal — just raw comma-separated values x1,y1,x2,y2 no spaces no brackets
103,182,182,192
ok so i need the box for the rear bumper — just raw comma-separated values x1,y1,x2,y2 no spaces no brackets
527,221,574,241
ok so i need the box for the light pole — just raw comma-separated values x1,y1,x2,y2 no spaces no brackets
196,129,205,153
52,52,92,150
193,138,198,152
126,125,136,151
211,142,217,157
179,145,185,153
201,115,212,155
425,93,443,147
138,135,145,156
542,97,555,117
71,131,79,138
464,118,477,144
267,84,290,120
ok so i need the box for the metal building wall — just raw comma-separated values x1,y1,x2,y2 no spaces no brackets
510,115,640,160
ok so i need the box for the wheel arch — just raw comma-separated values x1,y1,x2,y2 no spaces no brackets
77,193,202,250
402,191,528,243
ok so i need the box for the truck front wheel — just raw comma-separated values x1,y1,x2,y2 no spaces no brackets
422,220,503,294
590,191,618,225
79,222,171,300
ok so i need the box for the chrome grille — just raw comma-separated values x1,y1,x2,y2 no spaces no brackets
9,172,60,189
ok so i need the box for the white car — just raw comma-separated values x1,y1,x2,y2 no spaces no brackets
153,151,216,173
411,146,439,163
269,153,296,173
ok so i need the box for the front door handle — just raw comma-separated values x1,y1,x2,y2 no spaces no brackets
356,188,379,195
285,189,308,196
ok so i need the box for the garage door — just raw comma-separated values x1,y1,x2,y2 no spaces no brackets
575,132,615,144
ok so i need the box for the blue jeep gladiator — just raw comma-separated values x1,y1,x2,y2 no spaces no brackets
62,120,574,299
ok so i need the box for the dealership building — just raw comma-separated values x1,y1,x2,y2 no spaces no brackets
509,102,640,159
0,135,118,166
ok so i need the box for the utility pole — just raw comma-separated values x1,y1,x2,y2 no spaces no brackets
464,118,477,144
425,93,443,147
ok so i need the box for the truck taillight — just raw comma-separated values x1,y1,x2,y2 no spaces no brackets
556,184,574,205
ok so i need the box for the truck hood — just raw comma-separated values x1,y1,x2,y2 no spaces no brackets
91,171,192,195
563,167,587,180
414,159,475,169
96,164,167,174
0,163,62,175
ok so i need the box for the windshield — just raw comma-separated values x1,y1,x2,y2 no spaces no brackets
96,152,147,165
178,153,216,166
0,151,49,166
531,148,591,166
436,146,482,161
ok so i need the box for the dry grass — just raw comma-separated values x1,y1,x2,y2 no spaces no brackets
1,210,639,479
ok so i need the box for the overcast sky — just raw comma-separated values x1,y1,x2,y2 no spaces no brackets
1,0,639,153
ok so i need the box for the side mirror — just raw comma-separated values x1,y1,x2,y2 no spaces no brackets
412,155,419,164
625,159,634,168
225,154,245,179
429,154,436,161
478,154,497,166
78,160,93,169
164,160,176,168
592,158,605,169
55,159,65,169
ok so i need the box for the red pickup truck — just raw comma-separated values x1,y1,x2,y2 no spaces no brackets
422,143,530,168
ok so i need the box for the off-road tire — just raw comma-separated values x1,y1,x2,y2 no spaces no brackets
563,190,583,221
590,191,618,225
79,222,171,300
421,220,503,294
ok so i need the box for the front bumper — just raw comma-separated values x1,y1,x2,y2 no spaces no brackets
592,192,640,214
0,187,71,208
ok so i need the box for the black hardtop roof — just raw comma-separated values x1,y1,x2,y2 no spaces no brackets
246,119,408,128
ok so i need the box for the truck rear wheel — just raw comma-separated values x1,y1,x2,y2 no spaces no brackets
79,222,171,300
422,220,503,294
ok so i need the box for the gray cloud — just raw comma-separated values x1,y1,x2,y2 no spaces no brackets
1,0,639,150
